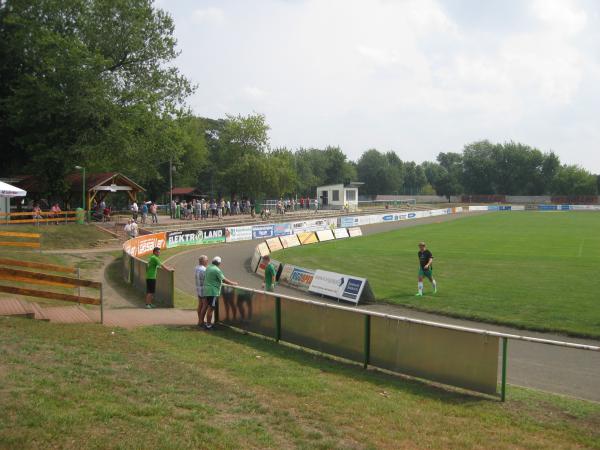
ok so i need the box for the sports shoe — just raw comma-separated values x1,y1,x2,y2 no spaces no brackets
415,292,423,297
145,304,152,309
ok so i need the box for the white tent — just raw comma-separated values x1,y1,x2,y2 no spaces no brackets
0,180,26,198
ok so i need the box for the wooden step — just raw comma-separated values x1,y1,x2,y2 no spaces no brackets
0,298,35,318
28,302,50,321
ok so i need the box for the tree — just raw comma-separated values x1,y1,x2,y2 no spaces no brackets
551,165,598,195
0,0,193,198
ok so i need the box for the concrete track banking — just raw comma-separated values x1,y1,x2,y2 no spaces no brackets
170,212,600,403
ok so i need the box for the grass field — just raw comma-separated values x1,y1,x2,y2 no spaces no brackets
275,212,600,338
1,317,599,449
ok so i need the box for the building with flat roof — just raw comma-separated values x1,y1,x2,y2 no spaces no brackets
316,182,363,210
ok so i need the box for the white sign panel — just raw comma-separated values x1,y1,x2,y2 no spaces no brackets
333,228,349,239
316,229,335,242
469,205,488,211
348,227,362,237
225,225,253,242
308,269,368,304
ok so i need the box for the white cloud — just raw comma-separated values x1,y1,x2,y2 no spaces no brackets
191,7,225,25
170,0,600,172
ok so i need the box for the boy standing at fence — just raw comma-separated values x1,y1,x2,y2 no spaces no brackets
416,242,437,296
145,247,168,308
262,255,277,292
202,256,238,330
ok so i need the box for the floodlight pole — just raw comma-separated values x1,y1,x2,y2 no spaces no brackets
169,157,173,215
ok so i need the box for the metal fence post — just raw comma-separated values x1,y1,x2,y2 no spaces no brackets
275,296,281,342
100,284,104,325
501,337,508,402
170,268,175,308
363,314,371,369
77,267,81,299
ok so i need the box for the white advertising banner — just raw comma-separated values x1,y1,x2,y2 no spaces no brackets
316,229,335,242
266,237,283,252
348,227,362,237
225,225,253,242
279,234,301,248
291,219,329,233
279,264,315,291
469,205,488,211
250,247,262,272
511,205,526,211
308,269,368,304
333,228,349,239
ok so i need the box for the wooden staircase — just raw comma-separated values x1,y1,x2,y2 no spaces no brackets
0,298,95,324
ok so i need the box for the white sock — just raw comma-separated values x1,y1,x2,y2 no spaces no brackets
433,280,437,290
418,281,423,294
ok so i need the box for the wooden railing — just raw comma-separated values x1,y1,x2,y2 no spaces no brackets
0,210,80,225
0,258,103,323
0,231,41,250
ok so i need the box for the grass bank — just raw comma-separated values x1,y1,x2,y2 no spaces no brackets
0,317,598,449
0,224,112,250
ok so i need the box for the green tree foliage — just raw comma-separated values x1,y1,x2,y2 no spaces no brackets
0,0,192,197
552,165,598,196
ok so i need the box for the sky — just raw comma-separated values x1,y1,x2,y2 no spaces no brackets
158,0,600,172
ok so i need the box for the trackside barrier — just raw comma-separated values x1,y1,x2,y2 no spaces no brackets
0,210,80,225
0,258,104,323
0,231,41,251
217,286,600,400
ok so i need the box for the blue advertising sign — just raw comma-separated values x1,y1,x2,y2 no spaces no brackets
343,278,363,300
273,222,293,236
538,205,557,211
499,205,512,211
487,205,500,211
252,225,274,239
408,213,416,219
382,215,394,221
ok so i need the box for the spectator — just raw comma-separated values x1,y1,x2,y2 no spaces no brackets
150,202,158,224
202,256,238,330
141,202,148,224
124,218,138,238
131,201,138,222
170,199,176,219
145,247,168,309
50,203,61,224
262,255,277,292
210,199,217,218
195,255,208,328
314,198,318,211
103,205,111,222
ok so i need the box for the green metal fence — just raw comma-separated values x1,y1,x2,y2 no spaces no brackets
122,250,174,308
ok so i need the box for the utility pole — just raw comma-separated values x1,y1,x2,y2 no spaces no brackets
169,157,173,216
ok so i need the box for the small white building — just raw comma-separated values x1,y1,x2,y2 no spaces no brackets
316,183,362,210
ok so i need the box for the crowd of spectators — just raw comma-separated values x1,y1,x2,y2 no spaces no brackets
169,199,255,221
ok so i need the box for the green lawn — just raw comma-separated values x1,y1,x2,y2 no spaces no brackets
0,224,112,250
275,212,600,338
1,317,598,449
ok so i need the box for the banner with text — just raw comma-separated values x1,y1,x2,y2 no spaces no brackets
308,269,368,304
225,225,253,242
166,228,225,248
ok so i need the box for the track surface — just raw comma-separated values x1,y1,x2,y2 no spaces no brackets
171,212,600,402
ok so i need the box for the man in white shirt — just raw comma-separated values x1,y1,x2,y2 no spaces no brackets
195,255,209,327
131,201,138,222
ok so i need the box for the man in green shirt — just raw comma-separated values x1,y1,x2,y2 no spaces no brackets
145,247,169,309
203,256,238,330
262,255,277,292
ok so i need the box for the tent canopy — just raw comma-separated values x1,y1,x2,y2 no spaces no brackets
0,181,26,198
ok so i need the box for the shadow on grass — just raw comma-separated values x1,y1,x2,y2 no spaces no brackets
104,256,146,307
164,323,492,407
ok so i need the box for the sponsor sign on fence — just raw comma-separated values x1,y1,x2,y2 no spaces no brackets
279,234,301,248
279,264,315,291
266,237,283,252
252,225,275,239
123,232,167,257
225,225,253,242
348,227,362,237
333,228,349,239
340,216,359,228
316,229,335,242
273,223,293,236
166,228,225,248
297,231,318,245
250,247,262,272
292,219,328,233
308,269,368,304
257,242,270,256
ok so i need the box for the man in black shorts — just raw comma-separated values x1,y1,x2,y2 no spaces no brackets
416,241,437,297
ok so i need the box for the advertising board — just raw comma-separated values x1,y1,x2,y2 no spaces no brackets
297,231,318,245
538,205,558,211
257,242,270,256
225,225,253,242
123,232,167,257
273,222,293,236
308,269,368,304
316,229,335,242
292,219,328,233
325,217,338,229
279,234,301,248
348,227,362,237
469,206,488,211
279,264,315,291
333,228,349,239
511,205,525,211
250,247,262,272
252,224,275,239
340,216,359,228
266,237,283,252
166,228,225,248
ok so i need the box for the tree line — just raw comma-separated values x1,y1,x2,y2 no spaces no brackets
1,0,598,203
